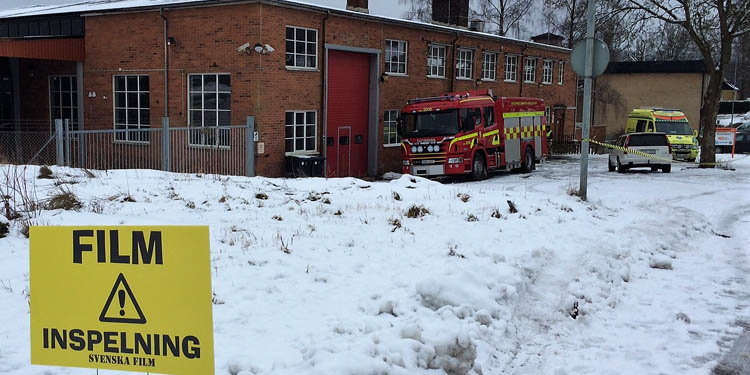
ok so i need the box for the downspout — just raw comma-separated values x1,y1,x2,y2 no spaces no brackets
519,43,528,96
450,32,459,92
321,10,330,170
160,9,169,118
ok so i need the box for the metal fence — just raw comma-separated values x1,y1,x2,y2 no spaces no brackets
1,117,256,177
0,121,57,165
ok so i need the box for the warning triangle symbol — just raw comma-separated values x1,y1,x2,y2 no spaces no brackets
99,273,147,324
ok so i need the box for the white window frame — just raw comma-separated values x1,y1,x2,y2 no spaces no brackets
558,61,565,85
187,73,231,148
427,45,446,78
49,75,78,132
524,57,537,83
542,59,554,84
383,110,400,146
504,54,518,82
113,75,150,144
285,110,318,155
285,25,318,70
385,39,408,75
481,51,497,81
456,48,474,80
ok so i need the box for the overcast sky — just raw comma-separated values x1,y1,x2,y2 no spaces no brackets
0,0,405,18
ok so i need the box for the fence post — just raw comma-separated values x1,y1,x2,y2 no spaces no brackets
245,116,255,177
64,119,71,167
162,117,170,172
55,119,64,166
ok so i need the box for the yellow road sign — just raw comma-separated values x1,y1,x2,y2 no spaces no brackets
30,226,214,374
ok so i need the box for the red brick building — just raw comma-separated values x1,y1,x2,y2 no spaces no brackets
0,0,575,177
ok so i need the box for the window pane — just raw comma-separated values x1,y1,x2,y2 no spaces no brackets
285,125,294,138
204,75,217,92
190,75,202,92
296,125,304,137
204,110,217,126
286,139,294,152
296,138,304,150
61,78,70,91
296,28,305,40
306,111,315,124
218,75,230,91
139,93,149,108
115,77,125,91
306,137,315,151
307,29,316,41
306,42,316,55
139,76,149,91
218,93,231,110
204,93,217,110
296,55,306,67
286,53,295,66
51,77,60,91
127,109,138,124
306,125,315,137
126,76,138,91
285,112,294,125
140,109,150,125
286,41,294,53
127,93,138,108
190,110,203,126
218,111,230,126
307,56,316,67
115,109,126,124
190,93,202,109
286,27,294,40
115,93,126,108
296,112,304,124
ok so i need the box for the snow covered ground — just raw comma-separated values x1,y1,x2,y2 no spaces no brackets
1,154,749,375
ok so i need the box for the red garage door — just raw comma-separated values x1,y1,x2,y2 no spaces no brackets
327,50,370,178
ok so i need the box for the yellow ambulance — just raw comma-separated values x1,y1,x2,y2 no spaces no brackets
625,108,699,160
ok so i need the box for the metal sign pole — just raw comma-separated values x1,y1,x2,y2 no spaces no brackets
578,0,596,200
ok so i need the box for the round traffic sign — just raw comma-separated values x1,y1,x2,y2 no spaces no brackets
570,38,610,77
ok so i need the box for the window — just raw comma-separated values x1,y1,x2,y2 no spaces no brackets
384,110,400,146
456,48,473,79
427,45,446,78
483,106,495,126
385,39,408,75
524,57,537,83
542,60,554,84
482,52,497,81
558,61,565,85
459,107,482,131
188,73,231,147
114,75,150,143
545,106,551,128
286,26,318,69
285,111,317,153
504,55,518,82
49,76,78,131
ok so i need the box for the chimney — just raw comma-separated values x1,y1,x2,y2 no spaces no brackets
346,0,369,14
432,0,469,28
469,19,485,32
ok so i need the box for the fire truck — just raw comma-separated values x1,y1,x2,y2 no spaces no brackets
397,90,548,180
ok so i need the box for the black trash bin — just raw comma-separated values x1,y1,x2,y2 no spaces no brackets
286,155,325,177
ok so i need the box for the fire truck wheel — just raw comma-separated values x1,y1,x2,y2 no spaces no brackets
521,147,535,173
472,154,488,181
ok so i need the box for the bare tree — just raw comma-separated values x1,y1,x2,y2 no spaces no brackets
544,0,586,48
623,0,750,166
474,0,536,36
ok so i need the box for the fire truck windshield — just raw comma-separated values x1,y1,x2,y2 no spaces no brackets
402,110,459,137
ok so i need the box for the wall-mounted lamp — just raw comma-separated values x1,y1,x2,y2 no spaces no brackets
167,36,177,46
209,62,218,68
380,73,389,83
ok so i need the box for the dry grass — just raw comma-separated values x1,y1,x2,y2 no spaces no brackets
406,204,430,218
392,191,402,201
0,221,8,238
255,192,269,200
466,213,479,222
37,166,54,179
457,193,471,202
46,189,82,211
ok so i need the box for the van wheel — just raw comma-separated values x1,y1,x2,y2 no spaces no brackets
472,154,488,181
617,157,627,173
662,165,671,173
608,159,615,172
521,147,535,173
651,167,658,172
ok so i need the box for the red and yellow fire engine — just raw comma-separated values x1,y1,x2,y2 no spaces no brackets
398,90,548,179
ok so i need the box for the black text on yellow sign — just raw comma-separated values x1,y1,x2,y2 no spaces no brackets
30,226,214,374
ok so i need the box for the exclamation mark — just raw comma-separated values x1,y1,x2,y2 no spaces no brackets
118,290,125,316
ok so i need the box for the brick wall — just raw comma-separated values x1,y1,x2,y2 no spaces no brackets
78,2,575,177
